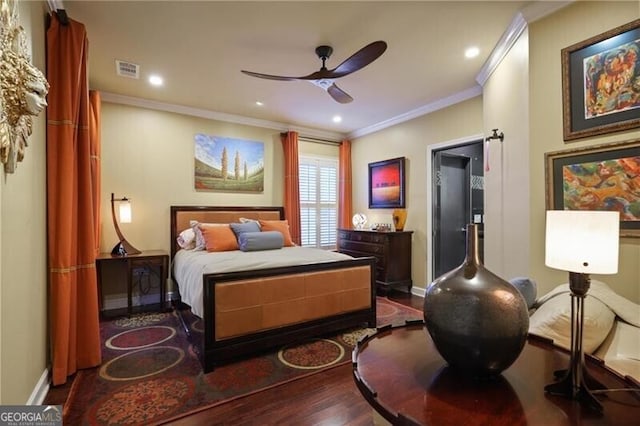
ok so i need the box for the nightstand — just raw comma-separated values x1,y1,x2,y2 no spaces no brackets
96,250,169,317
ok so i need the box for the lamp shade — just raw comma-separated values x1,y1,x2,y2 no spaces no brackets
545,210,619,274
119,201,132,223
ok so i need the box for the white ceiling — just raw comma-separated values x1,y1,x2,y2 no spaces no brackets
61,1,562,140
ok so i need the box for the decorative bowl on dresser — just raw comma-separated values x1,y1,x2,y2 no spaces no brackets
337,228,412,293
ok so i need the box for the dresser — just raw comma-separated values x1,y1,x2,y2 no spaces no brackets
337,228,412,292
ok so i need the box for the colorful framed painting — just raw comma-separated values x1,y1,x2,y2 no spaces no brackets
194,134,264,192
368,157,405,209
561,19,640,141
545,138,640,237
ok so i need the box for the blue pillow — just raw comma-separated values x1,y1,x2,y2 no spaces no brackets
509,277,537,308
230,221,261,240
238,231,284,252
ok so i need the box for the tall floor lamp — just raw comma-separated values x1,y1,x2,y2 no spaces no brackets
111,193,141,256
544,210,619,412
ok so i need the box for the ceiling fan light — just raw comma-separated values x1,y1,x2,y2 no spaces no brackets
310,79,334,91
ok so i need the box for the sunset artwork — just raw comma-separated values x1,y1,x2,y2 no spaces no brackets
583,38,640,119
370,162,402,207
562,155,640,221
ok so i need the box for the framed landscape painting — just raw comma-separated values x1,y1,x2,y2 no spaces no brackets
545,139,640,237
561,19,640,141
194,134,264,192
368,157,405,209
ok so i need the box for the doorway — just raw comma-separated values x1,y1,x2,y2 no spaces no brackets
432,141,484,279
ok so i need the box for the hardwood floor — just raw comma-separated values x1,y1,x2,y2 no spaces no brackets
44,290,424,425
161,290,422,425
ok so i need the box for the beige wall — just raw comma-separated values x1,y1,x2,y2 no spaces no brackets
0,1,49,404
483,29,530,280
528,1,640,302
351,97,484,291
100,103,290,255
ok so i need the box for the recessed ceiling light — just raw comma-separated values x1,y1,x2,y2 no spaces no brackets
148,75,163,86
465,47,480,59
332,115,342,123
255,101,264,106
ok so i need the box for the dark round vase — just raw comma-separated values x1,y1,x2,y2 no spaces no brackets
423,224,529,376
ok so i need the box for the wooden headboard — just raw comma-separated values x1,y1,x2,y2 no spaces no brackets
169,206,285,259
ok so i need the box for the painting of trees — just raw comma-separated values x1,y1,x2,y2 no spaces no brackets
194,134,264,192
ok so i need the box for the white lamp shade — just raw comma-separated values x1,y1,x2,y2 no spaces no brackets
119,202,132,223
545,210,619,274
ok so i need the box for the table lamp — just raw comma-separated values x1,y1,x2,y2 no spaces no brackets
544,210,619,412
111,193,141,256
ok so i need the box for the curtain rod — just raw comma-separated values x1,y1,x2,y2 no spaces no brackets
280,132,341,146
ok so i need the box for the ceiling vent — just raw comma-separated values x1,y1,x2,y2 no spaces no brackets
115,60,140,79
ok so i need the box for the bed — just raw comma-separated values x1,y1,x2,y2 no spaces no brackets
170,206,377,372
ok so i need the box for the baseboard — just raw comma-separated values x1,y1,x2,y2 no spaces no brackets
411,286,426,298
27,368,49,405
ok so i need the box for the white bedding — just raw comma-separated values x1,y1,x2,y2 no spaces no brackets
173,247,354,317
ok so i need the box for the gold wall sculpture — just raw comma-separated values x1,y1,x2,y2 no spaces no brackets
0,0,49,174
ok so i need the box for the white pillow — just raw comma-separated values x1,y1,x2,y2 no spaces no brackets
529,292,615,354
176,227,196,250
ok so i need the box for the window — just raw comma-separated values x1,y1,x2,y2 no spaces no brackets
299,156,338,249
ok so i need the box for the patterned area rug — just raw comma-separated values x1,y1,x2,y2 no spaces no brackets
63,297,422,425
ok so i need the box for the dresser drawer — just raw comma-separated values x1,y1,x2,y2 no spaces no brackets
338,239,385,255
338,230,387,244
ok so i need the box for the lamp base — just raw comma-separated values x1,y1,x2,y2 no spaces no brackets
544,272,605,414
545,364,605,413
111,240,141,256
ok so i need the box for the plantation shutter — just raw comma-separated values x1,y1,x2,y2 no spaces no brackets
299,156,338,249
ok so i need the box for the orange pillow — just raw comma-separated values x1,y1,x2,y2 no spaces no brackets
199,224,238,252
259,220,294,247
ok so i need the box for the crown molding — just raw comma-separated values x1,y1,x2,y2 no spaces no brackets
347,86,482,140
476,1,573,86
46,0,64,13
99,92,344,142
475,12,527,86
520,0,574,24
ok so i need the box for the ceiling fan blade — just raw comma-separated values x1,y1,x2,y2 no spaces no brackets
241,70,298,81
327,41,387,78
327,83,353,104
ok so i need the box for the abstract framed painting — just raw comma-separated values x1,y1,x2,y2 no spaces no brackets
545,138,640,237
561,19,640,141
368,157,405,209
194,134,264,192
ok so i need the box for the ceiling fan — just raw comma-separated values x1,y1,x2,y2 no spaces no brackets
241,41,387,104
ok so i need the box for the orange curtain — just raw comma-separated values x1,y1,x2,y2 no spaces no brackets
46,13,101,386
338,139,353,229
89,91,102,255
281,131,301,245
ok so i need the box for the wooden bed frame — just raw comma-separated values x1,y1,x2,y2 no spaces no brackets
170,206,377,372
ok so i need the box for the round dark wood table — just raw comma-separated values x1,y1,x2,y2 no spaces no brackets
352,322,640,425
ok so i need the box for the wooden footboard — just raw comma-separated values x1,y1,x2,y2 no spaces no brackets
170,206,377,372
181,257,376,372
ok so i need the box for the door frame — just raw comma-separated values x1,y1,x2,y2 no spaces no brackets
433,152,471,279
425,133,483,288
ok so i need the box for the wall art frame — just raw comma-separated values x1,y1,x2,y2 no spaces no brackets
368,157,405,209
194,134,264,193
561,19,640,141
545,138,640,238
